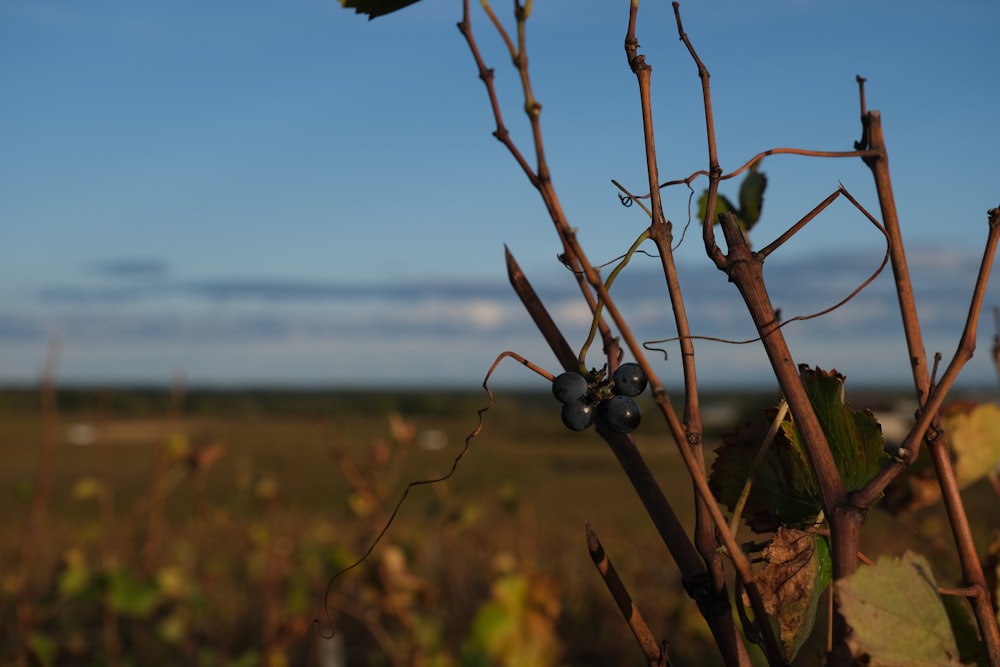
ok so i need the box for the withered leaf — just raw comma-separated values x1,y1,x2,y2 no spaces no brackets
755,527,832,661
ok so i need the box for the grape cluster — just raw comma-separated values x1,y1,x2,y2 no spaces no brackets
551,362,647,434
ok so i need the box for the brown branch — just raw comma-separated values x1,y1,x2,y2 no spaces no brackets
505,246,579,372
524,227,758,662
644,200,886,351
856,212,1000,503
590,430,704,580
459,1,537,186
857,110,934,412
992,306,1000,390
572,222,780,663
653,148,879,196
16,340,60,664
507,229,735,660
587,524,669,667
855,104,1000,664
757,189,845,259
626,5,750,665
674,2,862,657
716,212,851,512
672,2,725,269
716,147,878,183
648,145,875,197
854,75,869,150
717,212,867,666
458,0,620,364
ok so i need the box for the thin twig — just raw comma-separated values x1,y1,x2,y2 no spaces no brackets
457,0,620,363
672,2,725,269
586,524,669,667
578,229,651,368
651,147,879,196
728,400,790,539
320,349,546,636
675,0,853,597
16,340,60,663
991,306,1000,389
626,5,750,664
461,0,745,585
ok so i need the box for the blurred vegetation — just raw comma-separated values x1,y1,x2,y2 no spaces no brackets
1,386,996,665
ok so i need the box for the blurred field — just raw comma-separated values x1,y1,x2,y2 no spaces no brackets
1,386,997,666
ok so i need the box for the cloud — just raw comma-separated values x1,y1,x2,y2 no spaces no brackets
6,244,998,387
40,285,171,303
89,258,170,280
0,316,44,341
185,278,522,303
38,274,530,305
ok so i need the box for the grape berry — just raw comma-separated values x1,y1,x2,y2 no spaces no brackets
560,400,595,431
612,362,647,397
600,395,641,434
550,365,646,434
552,371,588,404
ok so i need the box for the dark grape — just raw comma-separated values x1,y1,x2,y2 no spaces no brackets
611,362,647,397
552,371,588,404
600,395,641,434
560,400,595,431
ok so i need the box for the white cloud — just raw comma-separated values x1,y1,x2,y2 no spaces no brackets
550,299,597,327
4,245,998,388
463,300,506,330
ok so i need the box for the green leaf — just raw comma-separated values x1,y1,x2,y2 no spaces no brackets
710,366,888,532
836,552,964,666
230,651,262,667
57,550,91,599
467,575,526,658
787,366,887,492
70,475,103,501
697,166,766,231
105,568,161,618
339,0,423,19
941,594,987,666
465,572,563,667
756,528,832,661
696,191,739,227
27,633,57,667
709,417,821,532
738,164,767,229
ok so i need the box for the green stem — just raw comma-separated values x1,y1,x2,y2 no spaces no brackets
728,399,788,539
578,229,651,368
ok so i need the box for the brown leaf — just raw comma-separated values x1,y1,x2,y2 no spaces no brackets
755,527,832,661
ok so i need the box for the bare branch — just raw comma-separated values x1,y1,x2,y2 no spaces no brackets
504,246,579,372
586,524,670,667
626,5,751,664
457,3,537,185
857,102,1000,662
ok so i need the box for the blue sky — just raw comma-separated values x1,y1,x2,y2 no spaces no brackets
3,0,999,390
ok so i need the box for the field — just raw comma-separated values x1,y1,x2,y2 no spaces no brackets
1,386,997,666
